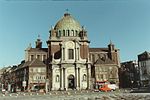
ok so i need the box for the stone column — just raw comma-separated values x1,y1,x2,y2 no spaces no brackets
75,42,77,62
51,66,55,90
75,66,79,90
63,48,65,60
78,47,81,61
75,48,77,62
78,68,80,89
63,68,66,90
77,48,79,60
61,47,63,61
87,65,91,89
60,67,64,90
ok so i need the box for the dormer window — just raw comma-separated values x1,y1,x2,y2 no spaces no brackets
68,49,74,59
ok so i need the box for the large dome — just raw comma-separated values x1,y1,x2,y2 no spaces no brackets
54,13,82,31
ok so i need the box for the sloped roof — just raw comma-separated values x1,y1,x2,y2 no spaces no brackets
138,51,150,61
0,66,11,74
95,57,115,64
89,48,109,52
27,48,48,52
142,51,150,55
16,59,46,70
16,61,30,70
29,59,46,67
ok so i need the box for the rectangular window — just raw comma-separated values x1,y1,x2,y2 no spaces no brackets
43,55,46,61
37,55,40,60
31,55,34,61
63,30,65,36
68,49,74,59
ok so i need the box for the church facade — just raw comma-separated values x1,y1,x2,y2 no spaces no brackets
47,13,91,90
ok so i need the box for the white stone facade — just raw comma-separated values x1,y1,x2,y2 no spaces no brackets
49,40,91,90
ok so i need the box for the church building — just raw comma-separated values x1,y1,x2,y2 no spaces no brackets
47,13,91,90
9,12,120,92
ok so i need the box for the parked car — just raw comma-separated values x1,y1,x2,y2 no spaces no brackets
99,84,118,92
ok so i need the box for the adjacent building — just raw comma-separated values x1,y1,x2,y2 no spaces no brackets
120,60,139,88
138,51,150,87
14,38,47,92
90,42,120,88
0,66,12,91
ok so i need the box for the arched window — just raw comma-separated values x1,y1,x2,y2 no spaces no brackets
75,30,78,36
68,49,74,59
58,30,61,37
83,74,87,81
63,30,65,36
56,75,59,82
67,30,70,36
71,30,74,36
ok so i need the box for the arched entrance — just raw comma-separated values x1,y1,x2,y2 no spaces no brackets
68,74,75,89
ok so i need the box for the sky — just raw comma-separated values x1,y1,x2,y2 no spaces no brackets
0,0,150,67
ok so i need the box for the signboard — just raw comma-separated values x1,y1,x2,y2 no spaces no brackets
22,81,26,87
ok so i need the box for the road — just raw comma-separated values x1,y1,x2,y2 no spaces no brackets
0,90,150,100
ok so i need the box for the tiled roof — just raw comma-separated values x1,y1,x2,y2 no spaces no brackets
16,61,30,70
28,48,48,52
29,59,46,67
95,57,114,64
16,59,46,70
138,51,150,61
89,48,109,52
